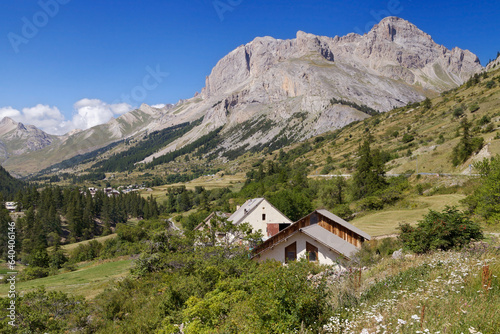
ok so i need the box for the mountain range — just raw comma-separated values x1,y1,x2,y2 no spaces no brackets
0,17,486,177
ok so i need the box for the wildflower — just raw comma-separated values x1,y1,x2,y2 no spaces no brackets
374,314,383,323
397,319,406,325
411,314,420,321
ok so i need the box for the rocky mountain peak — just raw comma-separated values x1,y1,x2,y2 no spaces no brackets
16,122,27,131
0,117,16,125
371,16,430,42
201,17,482,102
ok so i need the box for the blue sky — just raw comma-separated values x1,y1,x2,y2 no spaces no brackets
0,0,499,134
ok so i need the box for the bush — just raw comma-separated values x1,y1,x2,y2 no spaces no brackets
469,103,480,113
50,249,68,269
453,106,464,118
478,115,491,126
401,133,414,143
355,238,403,266
331,204,353,220
17,266,49,281
358,196,384,211
485,80,496,89
71,240,103,262
398,206,483,254
0,287,90,332
436,133,445,144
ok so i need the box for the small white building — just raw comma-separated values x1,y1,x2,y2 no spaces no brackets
252,210,371,266
5,202,17,212
228,198,293,239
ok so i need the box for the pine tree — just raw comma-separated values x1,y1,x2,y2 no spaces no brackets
352,137,387,199
451,117,484,166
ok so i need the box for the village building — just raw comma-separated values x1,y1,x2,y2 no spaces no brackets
194,211,232,232
227,198,293,239
252,209,371,266
4,202,17,212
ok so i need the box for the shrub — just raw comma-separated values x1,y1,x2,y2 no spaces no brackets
355,238,402,266
469,103,480,113
0,287,90,332
484,123,495,133
71,240,103,262
401,133,414,143
17,266,49,281
436,133,445,144
398,206,483,254
358,196,384,211
485,80,496,89
421,97,432,110
331,204,353,220
478,115,491,126
466,156,500,224
453,106,464,118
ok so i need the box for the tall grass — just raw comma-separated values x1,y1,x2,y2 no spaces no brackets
323,243,500,333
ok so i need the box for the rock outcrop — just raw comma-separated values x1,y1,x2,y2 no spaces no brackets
486,54,500,71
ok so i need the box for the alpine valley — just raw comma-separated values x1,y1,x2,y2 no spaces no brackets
0,17,484,177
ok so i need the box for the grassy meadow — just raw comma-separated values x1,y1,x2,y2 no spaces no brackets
350,194,466,236
0,258,132,299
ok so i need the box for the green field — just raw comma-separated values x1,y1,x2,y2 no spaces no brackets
350,194,466,236
56,233,118,253
143,172,246,204
0,258,132,299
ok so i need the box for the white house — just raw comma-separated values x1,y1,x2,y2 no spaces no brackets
252,209,371,266
5,202,17,212
228,198,293,239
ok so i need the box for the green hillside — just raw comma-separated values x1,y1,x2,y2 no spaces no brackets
0,165,23,198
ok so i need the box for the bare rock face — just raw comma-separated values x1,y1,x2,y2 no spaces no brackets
203,17,481,103
486,54,500,71
139,17,483,163
0,117,55,159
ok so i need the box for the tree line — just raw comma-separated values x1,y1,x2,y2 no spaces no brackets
0,186,160,263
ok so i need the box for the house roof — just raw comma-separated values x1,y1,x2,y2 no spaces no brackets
252,224,360,260
228,198,292,226
252,208,371,258
315,209,371,241
228,198,265,225
299,225,359,259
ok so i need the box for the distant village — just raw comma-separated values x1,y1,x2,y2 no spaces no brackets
3,184,152,211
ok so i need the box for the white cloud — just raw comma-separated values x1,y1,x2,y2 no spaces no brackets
151,104,166,109
0,106,22,119
0,99,134,135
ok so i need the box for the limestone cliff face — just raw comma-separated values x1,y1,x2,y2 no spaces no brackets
202,17,481,103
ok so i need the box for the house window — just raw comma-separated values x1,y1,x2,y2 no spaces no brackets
285,242,297,263
262,213,266,221
306,242,319,262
